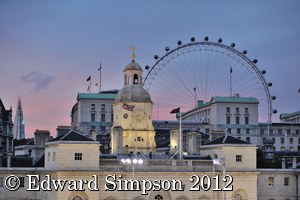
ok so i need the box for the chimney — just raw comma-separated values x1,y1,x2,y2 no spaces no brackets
34,129,51,146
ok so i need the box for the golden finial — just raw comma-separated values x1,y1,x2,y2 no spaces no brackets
130,45,135,61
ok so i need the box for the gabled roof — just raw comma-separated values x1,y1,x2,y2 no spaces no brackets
50,130,95,142
204,135,250,145
280,111,300,119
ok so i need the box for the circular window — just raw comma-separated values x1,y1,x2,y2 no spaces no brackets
72,195,83,200
123,113,128,119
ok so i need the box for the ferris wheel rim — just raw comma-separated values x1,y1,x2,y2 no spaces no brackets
143,38,274,123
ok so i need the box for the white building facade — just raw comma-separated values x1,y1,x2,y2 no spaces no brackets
71,91,117,135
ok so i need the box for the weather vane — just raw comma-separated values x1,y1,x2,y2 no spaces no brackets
130,45,135,61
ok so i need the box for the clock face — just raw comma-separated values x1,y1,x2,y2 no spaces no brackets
134,108,146,122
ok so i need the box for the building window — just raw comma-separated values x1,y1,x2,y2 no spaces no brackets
246,129,250,134
236,155,242,162
100,126,106,132
101,114,106,122
236,107,239,114
260,129,264,135
75,153,82,160
135,137,144,142
268,177,274,186
290,138,293,144
91,104,95,110
226,116,230,124
228,128,231,134
237,129,241,134
281,138,285,144
245,117,249,124
287,129,291,135
272,138,275,143
91,113,96,122
269,129,273,135
0,177,3,187
296,130,299,135
246,137,250,143
284,177,289,186
20,177,25,188
226,107,230,113
278,129,282,135
245,107,249,114
53,152,56,162
236,117,240,125
298,138,300,144
101,104,105,111
154,194,163,200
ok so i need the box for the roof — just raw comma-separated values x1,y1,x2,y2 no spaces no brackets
115,85,152,103
77,93,117,101
280,111,300,119
14,138,34,146
50,130,95,142
211,96,259,104
124,60,142,71
204,135,250,145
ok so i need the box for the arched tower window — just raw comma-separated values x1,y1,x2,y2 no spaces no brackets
133,74,139,85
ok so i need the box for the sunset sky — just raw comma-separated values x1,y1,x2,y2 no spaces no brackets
0,0,299,138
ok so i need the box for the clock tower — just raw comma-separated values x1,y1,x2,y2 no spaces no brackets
111,53,156,154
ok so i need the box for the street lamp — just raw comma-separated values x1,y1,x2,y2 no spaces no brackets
121,158,143,180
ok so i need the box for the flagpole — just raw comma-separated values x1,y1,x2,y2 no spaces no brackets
194,87,197,108
179,109,182,160
230,66,232,97
90,77,92,93
99,62,102,93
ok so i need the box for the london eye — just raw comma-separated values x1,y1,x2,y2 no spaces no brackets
143,36,277,123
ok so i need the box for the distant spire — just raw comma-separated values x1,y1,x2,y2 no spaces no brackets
13,97,25,139
130,45,135,61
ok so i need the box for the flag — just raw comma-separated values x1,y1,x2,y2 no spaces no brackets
122,103,135,112
98,62,102,71
230,67,233,73
193,87,196,92
86,75,91,81
170,107,180,114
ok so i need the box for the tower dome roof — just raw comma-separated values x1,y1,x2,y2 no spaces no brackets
115,85,151,103
124,60,142,71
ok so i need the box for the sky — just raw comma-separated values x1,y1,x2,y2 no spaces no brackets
0,0,299,138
